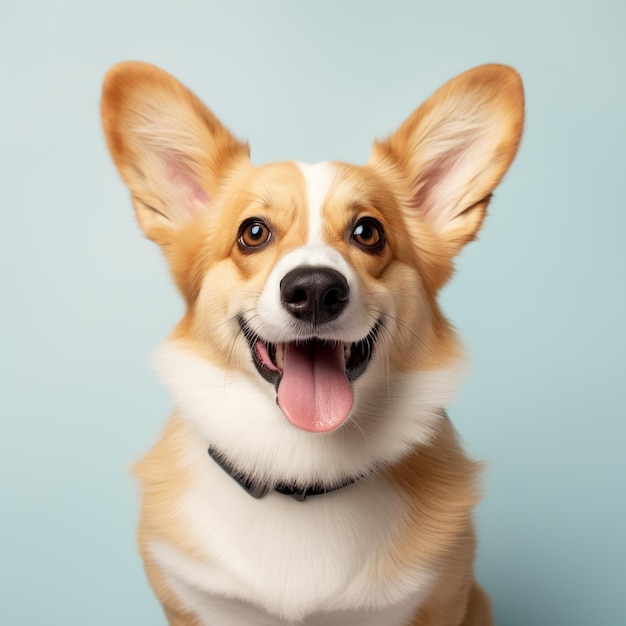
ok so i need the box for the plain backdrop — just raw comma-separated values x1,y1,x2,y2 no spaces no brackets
1,1,625,624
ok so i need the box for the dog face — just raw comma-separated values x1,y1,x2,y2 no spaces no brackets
101,63,523,484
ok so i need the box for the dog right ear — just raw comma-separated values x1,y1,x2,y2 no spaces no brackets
101,62,249,246
370,64,524,263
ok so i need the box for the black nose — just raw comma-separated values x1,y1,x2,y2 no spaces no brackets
280,267,349,325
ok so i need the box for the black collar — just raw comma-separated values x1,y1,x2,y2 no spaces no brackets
208,446,364,502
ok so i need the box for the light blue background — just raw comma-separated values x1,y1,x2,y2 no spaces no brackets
2,1,624,624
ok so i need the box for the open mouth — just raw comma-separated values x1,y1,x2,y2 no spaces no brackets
239,318,380,433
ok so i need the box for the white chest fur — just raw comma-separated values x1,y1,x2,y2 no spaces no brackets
148,443,437,625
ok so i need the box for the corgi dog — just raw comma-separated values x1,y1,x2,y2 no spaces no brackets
101,62,524,626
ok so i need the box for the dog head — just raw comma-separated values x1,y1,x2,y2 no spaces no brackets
101,63,523,483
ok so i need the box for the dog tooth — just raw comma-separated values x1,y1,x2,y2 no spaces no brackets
276,344,285,369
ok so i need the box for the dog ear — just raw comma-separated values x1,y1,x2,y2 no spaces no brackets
101,62,249,246
370,64,524,257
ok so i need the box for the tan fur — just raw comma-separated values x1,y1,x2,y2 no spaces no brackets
135,416,205,624
410,581,492,626
134,416,196,555
102,62,523,626
385,419,481,570
386,420,489,625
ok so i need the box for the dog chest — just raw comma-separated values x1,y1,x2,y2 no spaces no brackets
147,462,437,625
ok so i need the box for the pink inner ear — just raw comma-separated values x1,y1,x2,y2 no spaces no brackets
409,147,464,223
164,156,210,221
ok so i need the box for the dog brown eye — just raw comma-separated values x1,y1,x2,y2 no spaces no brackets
351,218,385,252
238,220,272,251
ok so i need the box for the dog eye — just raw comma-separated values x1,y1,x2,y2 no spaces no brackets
351,218,385,252
238,219,272,251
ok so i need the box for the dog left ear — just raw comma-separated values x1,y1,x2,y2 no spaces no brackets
370,64,524,256
101,62,250,247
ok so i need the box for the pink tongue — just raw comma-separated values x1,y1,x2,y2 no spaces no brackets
277,342,353,432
